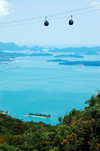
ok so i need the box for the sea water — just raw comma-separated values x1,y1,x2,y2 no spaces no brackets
0,52,100,125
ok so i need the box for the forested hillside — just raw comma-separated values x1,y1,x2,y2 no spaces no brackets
0,92,100,151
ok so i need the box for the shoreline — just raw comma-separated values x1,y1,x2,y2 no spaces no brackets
0,112,10,114
25,115,53,119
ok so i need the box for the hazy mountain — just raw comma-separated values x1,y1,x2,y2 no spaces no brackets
29,46,43,52
0,42,43,51
0,42,29,50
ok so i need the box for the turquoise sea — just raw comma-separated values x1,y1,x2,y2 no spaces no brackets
0,50,100,125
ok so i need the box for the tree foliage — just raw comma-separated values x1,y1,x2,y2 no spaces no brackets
0,92,100,150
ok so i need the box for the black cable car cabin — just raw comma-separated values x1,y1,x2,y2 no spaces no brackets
69,15,74,25
44,17,49,26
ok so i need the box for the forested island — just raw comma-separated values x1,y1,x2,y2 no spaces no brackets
0,51,53,63
47,59,68,63
0,92,100,150
0,51,27,62
25,113,52,118
85,52,99,55
48,59,100,66
59,60,100,66
54,54,84,58
29,53,53,57
49,47,100,53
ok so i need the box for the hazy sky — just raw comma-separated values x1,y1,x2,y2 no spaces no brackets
0,0,100,47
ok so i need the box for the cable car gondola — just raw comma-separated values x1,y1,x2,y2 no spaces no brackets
44,16,49,26
69,15,74,25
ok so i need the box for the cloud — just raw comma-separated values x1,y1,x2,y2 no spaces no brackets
91,1,100,8
0,0,13,18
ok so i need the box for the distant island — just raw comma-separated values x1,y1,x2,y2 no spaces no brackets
0,110,9,114
59,60,100,66
47,59,68,63
54,54,84,58
49,47,100,53
25,113,52,119
0,51,27,62
29,53,53,57
85,52,99,55
0,51,27,59
47,59,100,66
0,51,53,63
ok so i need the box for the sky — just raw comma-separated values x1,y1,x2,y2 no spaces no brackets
0,0,100,47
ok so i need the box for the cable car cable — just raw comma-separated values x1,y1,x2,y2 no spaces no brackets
48,8,100,21
48,3,100,18
0,4,100,26
0,7,100,27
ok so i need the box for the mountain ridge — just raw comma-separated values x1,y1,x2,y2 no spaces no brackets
0,42,43,52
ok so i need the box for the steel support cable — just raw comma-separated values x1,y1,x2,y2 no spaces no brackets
0,8,100,27
49,8,100,21
0,4,100,26
48,3,100,17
